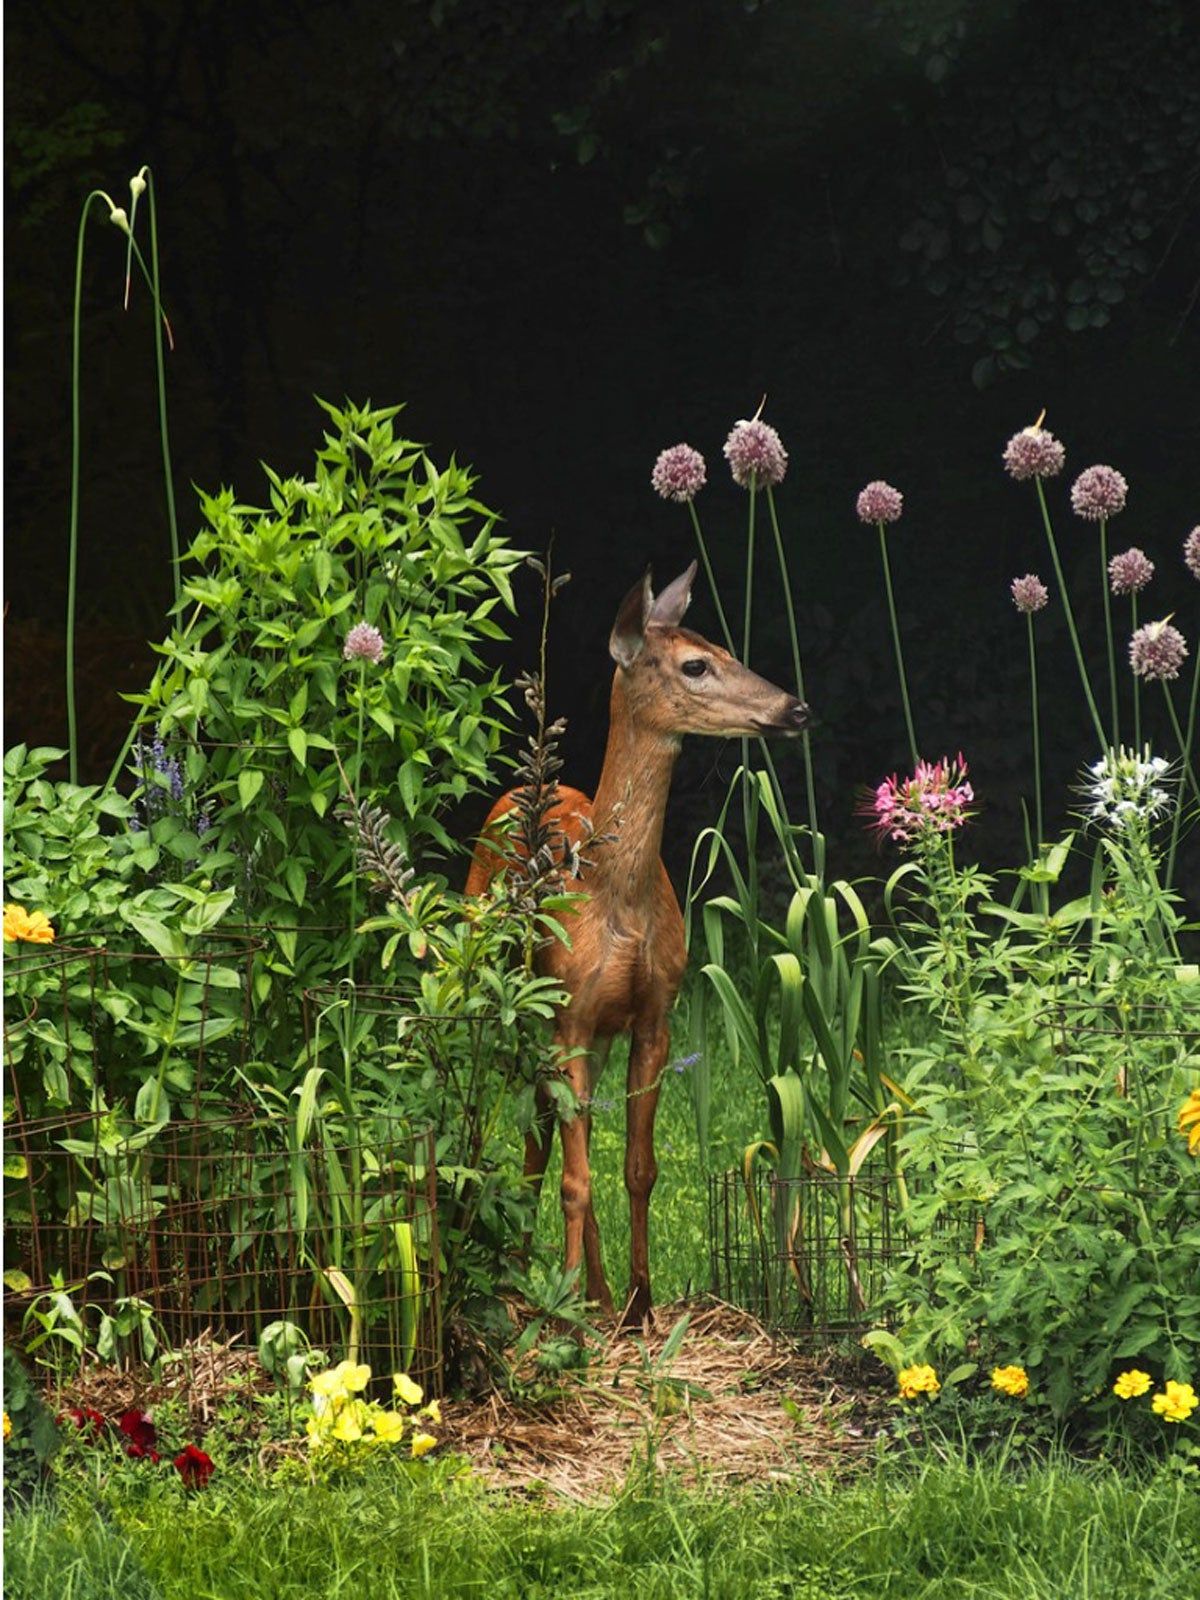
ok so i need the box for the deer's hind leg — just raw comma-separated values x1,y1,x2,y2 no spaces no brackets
623,1018,670,1328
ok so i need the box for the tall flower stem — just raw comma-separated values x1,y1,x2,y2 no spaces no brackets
1034,478,1106,751
1131,593,1142,749
1165,665,1200,889
740,479,759,909
1027,613,1044,851
348,662,367,982
877,523,919,767
145,173,181,608
766,487,821,872
1099,518,1119,745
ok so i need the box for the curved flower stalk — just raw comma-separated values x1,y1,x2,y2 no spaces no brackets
857,481,917,767
1072,464,1129,744
1012,575,1049,851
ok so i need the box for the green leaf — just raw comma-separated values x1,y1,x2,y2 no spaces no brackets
238,768,265,809
288,728,308,769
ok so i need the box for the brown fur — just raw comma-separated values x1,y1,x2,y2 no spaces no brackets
466,565,808,1323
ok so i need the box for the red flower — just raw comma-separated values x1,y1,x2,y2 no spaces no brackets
60,1405,106,1439
174,1443,214,1488
126,1444,162,1463
118,1409,158,1453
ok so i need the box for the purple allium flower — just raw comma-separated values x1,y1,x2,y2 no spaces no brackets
651,444,707,504
1129,619,1189,682
343,622,386,664
1071,464,1128,522
723,418,788,490
1185,526,1200,582
1011,574,1049,614
856,481,904,526
1108,547,1154,596
1003,425,1065,481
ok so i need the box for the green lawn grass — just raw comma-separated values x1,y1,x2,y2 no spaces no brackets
7,1456,1196,1600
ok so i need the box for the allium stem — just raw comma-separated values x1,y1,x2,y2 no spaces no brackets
146,173,180,608
1131,592,1141,749
877,523,919,767
1033,478,1106,750
687,502,736,655
1099,517,1119,746
348,660,367,982
1027,613,1044,851
766,487,821,869
1165,666,1200,890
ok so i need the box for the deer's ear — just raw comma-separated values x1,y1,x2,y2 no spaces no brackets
648,560,697,627
609,570,654,667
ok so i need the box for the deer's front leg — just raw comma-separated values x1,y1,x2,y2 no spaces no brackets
558,1038,613,1311
624,1018,669,1327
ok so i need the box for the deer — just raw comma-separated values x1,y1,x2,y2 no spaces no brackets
465,561,810,1325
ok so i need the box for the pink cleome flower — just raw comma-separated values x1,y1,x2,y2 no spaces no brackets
1070,464,1128,521
1010,574,1049,614
343,621,386,664
1108,548,1154,596
856,481,904,525
723,418,788,489
651,444,707,503
865,755,975,847
1003,426,1065,481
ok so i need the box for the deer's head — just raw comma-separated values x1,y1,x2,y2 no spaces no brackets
608,563,811,739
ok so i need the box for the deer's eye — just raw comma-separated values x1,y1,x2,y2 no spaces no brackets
681,658,709,679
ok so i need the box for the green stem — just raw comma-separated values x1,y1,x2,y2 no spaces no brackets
1099,519,1119,746
739,480,759,915
765,488,821,871
146,174,180,609
348,662,367,981
1131,593,1141,749
1034,478,1107,751
877,523,919,767
687,501,735,654
1027,614,1044,852
1165,670,1200,890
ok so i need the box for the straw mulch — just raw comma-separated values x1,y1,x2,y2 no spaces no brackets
442,1298,886,1500
59,1328,269,1436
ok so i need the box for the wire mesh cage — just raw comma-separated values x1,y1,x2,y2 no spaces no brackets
708,1166,974,1340
3,1110,442,1392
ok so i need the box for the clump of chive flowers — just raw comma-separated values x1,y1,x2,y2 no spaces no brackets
856,480,903,525
1070,464,1128,521
1003,424,1065,481
343,621,386,664
651,443,707,503
1010,574,1049,614
1184,526,1200,581
1108,547,1154,596
723,417,788,489
1129,619,1188,681
1081,746,1173,831
864,755,974,847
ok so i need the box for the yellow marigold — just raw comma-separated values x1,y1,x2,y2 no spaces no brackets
3,1412,11,1441
1113,1369,1152,1400
410,1431,437,1458
898,1363,940,1400
372,1410,406,1444
393,1372,423,1407
3,904,55,945
991,1364,1029,1398
1178,1090,1200,1157
1151,1381,1198,1424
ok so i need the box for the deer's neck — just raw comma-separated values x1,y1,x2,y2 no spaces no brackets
586,673,679,904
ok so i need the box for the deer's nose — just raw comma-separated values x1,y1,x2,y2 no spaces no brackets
785,698,812,732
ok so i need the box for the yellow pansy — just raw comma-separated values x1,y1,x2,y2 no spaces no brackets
331,1401,367,1442
410,1431,437,1458
1151,1381,1198,1424
1113,1369,1152,1400
334,1360,372,1393
1178,1091,1200,1157
421,1399,442,1426
393,1373,423,1407
991,1365,1029,1398
372,1410,406,1444
3,904,55,945
310,1368,349,1402
898,1363,940,1400
3,1412,11,1441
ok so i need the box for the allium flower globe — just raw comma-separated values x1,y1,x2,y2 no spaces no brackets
1082,746,1173,830
1010,574,1049,614
723,418,788,489
651,443,707,503
1003,425,1065,481
1070,464,1128,521
856,480,904,525
343,621,386,664
1129,619,1188,681
1184,526,1200,581
1108,547,1154,596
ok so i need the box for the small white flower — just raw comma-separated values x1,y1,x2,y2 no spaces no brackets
1081,745,1174,831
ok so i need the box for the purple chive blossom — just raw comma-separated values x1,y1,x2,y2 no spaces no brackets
723,418,788,489
1011,574,1049,614
1003,425,1065,481
1129,619,1189,682
856,481,904,526
343,622,386,664
651,444,707,503
1070,464,1128,521
1108,548,1154,596
1185,527,1200,582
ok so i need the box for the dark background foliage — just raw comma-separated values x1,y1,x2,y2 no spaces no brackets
5,0,1199,888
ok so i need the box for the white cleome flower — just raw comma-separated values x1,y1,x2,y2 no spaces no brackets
1082,746,1174,830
